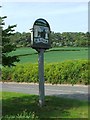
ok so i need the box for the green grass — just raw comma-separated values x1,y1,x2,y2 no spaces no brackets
9,47,88,64
10,47,37,56
44,50,88,63
2,92,89,119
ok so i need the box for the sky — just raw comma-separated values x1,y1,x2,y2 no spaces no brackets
0,1,89,33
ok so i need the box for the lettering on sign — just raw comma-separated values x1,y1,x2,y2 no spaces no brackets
34,38,48,44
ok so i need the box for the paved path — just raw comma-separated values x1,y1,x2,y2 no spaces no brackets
1,82,89,101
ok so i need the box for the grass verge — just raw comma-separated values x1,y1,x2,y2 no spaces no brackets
1,92,89,119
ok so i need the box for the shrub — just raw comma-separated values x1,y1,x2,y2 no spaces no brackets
11,63,38,83
2,67,14,82
2,60,88,85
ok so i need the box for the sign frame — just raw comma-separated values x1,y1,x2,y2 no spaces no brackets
31,18,51,50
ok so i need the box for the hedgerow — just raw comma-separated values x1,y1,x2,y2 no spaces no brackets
2,60,89,85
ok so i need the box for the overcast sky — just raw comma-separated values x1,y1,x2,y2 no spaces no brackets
1,1,88,33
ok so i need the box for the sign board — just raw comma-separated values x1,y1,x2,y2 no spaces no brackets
31,18,51,49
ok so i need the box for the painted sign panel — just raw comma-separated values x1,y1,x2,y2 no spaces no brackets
31,18,51,49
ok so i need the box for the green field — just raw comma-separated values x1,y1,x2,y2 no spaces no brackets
2,92,89,119
10,47,88,64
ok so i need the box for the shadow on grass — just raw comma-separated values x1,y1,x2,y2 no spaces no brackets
50,93,89,101
2,92,89,119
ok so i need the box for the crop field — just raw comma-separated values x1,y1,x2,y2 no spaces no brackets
10,47,88,64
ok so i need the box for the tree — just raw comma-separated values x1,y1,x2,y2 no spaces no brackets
1,16,19,67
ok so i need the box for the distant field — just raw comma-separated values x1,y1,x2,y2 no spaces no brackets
10,47,88,64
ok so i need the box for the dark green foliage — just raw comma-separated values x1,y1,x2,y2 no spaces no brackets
9,32,31,47
51,32,89,47
2,60,89,85
2,55,19,67
1,16,20,66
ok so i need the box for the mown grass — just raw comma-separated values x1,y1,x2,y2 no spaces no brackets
9,47,88,63
2,92,89,119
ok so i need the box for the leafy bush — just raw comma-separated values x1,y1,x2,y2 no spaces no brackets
2,66,14,81
44,60,88,85
11,63,38,83
2,60,89,85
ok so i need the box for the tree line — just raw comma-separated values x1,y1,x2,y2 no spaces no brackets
9,31,89,48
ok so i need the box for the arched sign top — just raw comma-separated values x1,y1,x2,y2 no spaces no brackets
33,18,50,30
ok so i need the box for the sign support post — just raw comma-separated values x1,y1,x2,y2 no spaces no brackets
38,49,45,106
31,18,51,107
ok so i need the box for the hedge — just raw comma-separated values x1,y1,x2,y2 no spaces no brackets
2,60,89,85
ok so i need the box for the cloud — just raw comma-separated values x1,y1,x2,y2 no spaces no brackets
45,3,88,15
